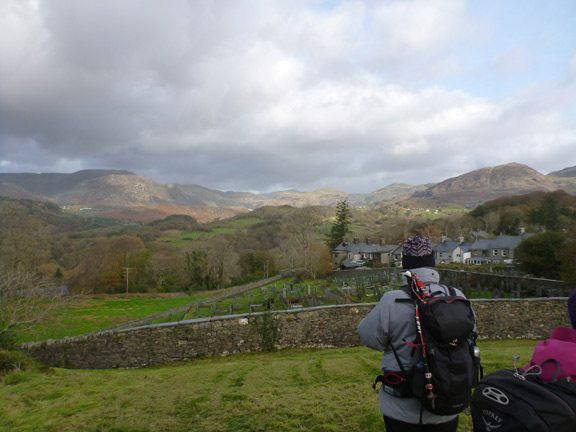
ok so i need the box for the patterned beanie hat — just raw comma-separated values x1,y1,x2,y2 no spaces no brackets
569,288,576,329
402,235,435,270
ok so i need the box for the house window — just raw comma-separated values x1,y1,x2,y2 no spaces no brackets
438,253,443,258
502,250,508,257
493,250,498,256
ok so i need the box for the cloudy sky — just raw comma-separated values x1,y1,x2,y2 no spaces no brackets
1,0,575,193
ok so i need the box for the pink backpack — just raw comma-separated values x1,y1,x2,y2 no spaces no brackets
527,327,576,382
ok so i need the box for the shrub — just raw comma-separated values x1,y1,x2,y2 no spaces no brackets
0,349,51,381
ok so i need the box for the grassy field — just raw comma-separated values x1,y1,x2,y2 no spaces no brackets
20,295,209,343
155,218,264,245
0,340,538,432
21,278,383,343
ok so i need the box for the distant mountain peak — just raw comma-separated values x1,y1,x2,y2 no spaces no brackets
0,163,575,222
548,166,576,178
410,162,575,205
312,187,348,195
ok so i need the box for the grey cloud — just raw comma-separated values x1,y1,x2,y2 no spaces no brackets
1,0,575,194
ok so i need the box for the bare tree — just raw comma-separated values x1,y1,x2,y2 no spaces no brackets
205,236,239,290
0,204,50,272
72,235,147,293
0,269,78,345
282,206,323,273
303,243,331,281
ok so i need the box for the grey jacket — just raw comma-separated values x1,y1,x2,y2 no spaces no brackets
357,267,465,424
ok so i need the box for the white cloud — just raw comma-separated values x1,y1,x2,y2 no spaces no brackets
0,0,575,193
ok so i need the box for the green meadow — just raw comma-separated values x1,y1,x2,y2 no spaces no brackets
20,295,208,343
0,340,537,432
156,218,264,245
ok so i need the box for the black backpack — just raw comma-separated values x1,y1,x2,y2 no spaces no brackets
471,365,576,432
374,271,481,416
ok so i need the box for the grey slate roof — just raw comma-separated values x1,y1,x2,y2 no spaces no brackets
492,235,530,248
334,242,401,254
470,238,494,251
470,234,532,251
434,241,460,253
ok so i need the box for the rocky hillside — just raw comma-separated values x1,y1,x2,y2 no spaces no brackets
0,180,51,202
55,174,173,205
361,183,431,206
408,163,576,206
0,169,135,196
1,163,575,222
549,166,576,178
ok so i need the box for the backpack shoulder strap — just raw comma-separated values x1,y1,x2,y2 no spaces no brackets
429,284,456,298
395,286,416,303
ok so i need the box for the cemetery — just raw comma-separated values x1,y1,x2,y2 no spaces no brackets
182,271,398,320
156,267,571,324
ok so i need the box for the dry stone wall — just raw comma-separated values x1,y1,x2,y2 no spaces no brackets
23,298,571,370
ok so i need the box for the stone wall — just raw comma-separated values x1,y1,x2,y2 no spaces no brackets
437,270,574,298
329,268,574,298
87,275,284,335
24,298,571,370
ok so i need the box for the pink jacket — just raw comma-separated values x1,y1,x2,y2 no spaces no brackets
527,326,576,382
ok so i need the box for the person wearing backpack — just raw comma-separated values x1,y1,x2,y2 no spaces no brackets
358,235,477,432
524,287,576,382
470,288,576,431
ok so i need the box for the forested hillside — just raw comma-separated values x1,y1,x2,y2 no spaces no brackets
1,189,575,298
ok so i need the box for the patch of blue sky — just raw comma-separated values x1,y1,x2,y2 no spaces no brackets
440,0,576,98
311,0,341,13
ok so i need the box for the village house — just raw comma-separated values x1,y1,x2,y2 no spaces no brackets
332,231,532,269
332,238,402,269
434,235,473,265
467,232,532,265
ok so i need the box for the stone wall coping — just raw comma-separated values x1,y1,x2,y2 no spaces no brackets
21,303,359,348
22,298,569,350
125,303,361,332
22,298,571,369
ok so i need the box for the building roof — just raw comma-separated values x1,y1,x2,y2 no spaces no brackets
334,241,401,254
491,234,531,249
340,258,363,268
470,238,494,251
434,240,460,253
470,234,533,251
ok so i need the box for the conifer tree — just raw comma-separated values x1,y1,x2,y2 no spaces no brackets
326,198,352,250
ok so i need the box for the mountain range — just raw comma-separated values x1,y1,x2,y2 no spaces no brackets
1,163,575,222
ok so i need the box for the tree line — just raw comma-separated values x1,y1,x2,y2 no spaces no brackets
1,190,575,296
1,191,576,345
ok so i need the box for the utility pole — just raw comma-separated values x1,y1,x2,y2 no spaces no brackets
123,267,132,295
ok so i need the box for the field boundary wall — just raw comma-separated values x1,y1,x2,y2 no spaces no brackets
86,275,284,334
23,298,570,369
329,268,574,297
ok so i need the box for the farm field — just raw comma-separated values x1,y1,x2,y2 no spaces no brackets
0,340,538,432
155,217,265,245
21,269,511,344
21,272,401,343
20,294,209,343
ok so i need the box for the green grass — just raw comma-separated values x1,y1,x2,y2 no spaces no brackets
0,340,537,432
20,296,205,343
155,219,264,246
225,218,263,228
